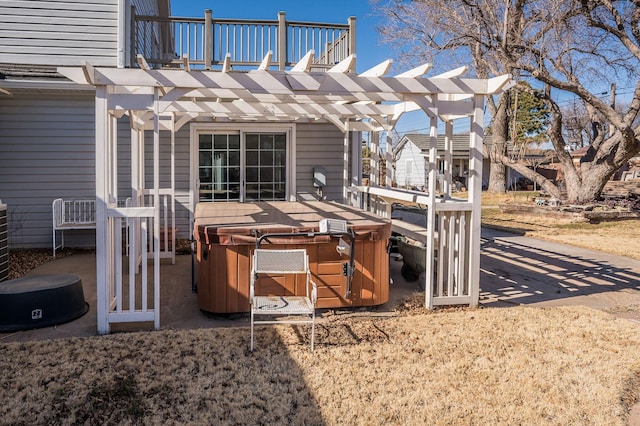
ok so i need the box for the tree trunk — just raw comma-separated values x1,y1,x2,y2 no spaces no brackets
487,93,509,193
496,154,561,198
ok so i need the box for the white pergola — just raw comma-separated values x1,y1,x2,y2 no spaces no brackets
59,52,511,334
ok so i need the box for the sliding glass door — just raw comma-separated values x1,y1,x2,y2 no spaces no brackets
195,128,289,203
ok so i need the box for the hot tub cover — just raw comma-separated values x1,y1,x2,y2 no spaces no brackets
194,201,391,246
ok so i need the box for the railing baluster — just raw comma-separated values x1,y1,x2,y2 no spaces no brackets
228,25,230,58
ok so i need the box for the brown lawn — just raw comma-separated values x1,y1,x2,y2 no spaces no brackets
481,192,640,261
1,306,640,425
2,191,640,424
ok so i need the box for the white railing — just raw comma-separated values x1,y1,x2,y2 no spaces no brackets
105,203,156,325
353,185,478,308
129,189,176,265
133,11,354,70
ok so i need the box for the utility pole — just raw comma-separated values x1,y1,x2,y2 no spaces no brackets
609,82,616,136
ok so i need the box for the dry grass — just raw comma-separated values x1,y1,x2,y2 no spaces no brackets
480,190,640,261
2,306,640,425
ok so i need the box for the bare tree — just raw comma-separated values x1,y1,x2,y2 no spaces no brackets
376,0,640,203
376,0,515,193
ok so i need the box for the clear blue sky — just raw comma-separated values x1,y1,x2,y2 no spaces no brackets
169,0,431,137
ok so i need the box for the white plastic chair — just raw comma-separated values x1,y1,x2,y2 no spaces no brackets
250,248,318,351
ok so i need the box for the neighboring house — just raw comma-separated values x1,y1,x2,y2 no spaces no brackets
393,133,568,191
0,0,357,249
570,146,640,181
393,133,494,190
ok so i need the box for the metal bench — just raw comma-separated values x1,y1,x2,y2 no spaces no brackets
52,198,96,256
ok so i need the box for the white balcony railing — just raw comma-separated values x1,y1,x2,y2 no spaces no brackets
133,10,355,71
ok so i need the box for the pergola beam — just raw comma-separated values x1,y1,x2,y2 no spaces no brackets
59,66,511,98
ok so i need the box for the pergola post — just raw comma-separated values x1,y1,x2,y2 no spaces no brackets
152,87,161,329
343,131,350,203
425,114,438,309
468,95,485,307
95,85,110,334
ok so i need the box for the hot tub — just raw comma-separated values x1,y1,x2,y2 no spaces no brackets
194,201,391,314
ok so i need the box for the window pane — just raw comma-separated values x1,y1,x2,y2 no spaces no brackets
246,183,259,200
260,150,273,165
228,151,240,167
213,184,228,199
213,152,227,167
275,150,286,166
199,184,212,201
260,167,273,182
246,134,259,149
229,167,240,183
274,166,285,183
260,134,274,150
246,167,258,182
214,134,228,150
260,183,275,200
228,134,240,150
274,134,286,150
199,134,212,149
246,150,258,167
199,167,212,183
199,152,212,167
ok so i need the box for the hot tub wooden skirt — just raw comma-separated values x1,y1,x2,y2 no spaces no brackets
0,274,89,331
194,201,392,314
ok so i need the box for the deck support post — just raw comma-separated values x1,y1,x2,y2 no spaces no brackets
204,9,212,70
278,12,287,71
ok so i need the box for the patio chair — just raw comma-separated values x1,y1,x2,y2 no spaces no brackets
250,248,318,351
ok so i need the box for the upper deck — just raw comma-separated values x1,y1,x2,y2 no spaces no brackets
133,10,356,71
0,1,355,74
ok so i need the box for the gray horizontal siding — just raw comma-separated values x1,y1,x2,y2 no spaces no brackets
295,122,345,202
0,93,96,248
0,92,192,249
0,94,347,248
0,0,118,67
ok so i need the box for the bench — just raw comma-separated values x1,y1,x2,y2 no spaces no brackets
52,198,96,256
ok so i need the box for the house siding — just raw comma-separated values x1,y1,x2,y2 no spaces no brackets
295,122,345,201
395,141,427,189
0,92,97,248
0,94,347,249
0,0,119,67
0,92,192,249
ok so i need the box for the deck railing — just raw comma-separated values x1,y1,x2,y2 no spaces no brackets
132,10,355,71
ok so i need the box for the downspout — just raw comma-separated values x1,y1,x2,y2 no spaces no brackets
117,0,128,68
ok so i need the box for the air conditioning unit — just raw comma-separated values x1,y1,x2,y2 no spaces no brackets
0,200,7,282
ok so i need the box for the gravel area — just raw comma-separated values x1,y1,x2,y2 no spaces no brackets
7,240,192,280
7,248,94,280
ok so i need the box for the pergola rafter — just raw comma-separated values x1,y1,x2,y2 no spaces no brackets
57,51,512,334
